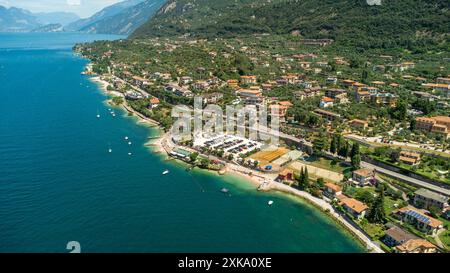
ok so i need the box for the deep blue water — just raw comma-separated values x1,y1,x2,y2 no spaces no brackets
0,33,364,253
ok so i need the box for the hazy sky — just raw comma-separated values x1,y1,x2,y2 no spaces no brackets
0,0,124,18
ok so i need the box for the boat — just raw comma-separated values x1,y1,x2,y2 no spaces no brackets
220,188,229,194
124,136,129,140
108,149,112,153
162,170,170,175
268,200,274,206
128,142,132,145
128,152,132,156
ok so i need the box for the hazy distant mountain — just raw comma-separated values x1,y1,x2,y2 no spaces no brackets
64,0,145,32
31,23,64,33
0,6,40,32
78,0,166,35
34,12,79,27
0,6,79,32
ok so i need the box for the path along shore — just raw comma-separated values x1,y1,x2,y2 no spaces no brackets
89,75,383,253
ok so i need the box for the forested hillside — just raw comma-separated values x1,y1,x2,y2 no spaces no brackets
131,0,449,50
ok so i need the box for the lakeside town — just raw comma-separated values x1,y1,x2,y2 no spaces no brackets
76,33,450,253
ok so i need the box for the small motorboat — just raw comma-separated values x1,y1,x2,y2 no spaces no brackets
128,152,132,156
108,149,112,153
128,142,132,145
220,188,229,194
162,170,170,175
124,136,129,140
268,200,274,206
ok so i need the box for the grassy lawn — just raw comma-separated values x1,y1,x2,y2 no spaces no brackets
359,220,385,240
304,156,350,173
437,216,450,251
438,230,450,251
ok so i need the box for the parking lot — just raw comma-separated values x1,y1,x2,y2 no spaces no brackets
194,134,263,158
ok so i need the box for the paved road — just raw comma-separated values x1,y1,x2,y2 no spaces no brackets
362,161,450,197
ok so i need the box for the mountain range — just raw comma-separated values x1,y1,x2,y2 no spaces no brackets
0,0,166,35
131,0,450,49
0,6,79,32
69,0,166,35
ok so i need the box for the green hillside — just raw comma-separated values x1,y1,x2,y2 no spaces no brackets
131,0,449,49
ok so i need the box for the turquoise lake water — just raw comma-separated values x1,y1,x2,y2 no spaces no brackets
0,33,364,253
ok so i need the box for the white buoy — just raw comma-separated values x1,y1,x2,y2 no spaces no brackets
128,142,132,145
128,152,132,156
268,200,274,206
108,149,112,153
125,136,129,140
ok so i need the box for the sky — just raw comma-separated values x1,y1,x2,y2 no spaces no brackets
0,0,124,18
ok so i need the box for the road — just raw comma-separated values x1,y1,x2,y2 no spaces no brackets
362,161,450,197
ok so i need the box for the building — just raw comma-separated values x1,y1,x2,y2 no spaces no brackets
323,182,343,199
370,92,398,107
125,90,144,100
277,169,294,182
314,109,341,122
319,96,334,108
165,84,194,98
193,80,210,91
444,208,450,220
298,39,333,46
422,83,450,94
415,116,450,138
148,97,160,109
299,62,311,69
238,89,265,105
437,77,450,84
338,195,368,219
240,75,257,85
227,79,239,88
202,92,223,104
414,189,449,211
325,89,348,104
352,168,374,187
342,79,355,87
132,76,149,88
179,76,193,85
269,104,290,123
356,91,371,102
383,225,418,247
349,119,369,130
394,206,443,235
398,151,421,165
394,239,438,253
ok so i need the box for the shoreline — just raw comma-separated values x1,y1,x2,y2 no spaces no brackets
88,73,382,253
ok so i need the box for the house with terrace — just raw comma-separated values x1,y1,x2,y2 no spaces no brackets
394,206,443,235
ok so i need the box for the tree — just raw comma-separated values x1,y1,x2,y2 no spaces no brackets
391,100,407,120
200,158,210,169
350,143,360,158
330,134,337,154
351,153,361,170
368,191,386,224
350,143,361,169
189,152,199,162
313,135,327,155
316,177,325,188
409,118,417,131
338,140,349,158
297,167,309,191
361,70,368,84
